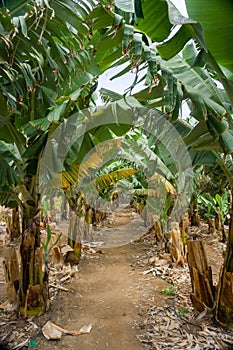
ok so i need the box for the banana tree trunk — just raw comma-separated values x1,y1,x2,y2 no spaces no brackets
10,207,21,240
68,209,82,264
187,238,215,312
19,203,49,316
2,246,20,309
168,222,185,267
61,197,68,220
216,190,233,327
215,206,226,242
190,201,201,227
207,218,216,234
215,206,222,231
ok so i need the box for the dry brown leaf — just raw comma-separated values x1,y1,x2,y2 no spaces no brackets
49,283,69,292
0,300,8,309
42,321,62,340
49,321,92,336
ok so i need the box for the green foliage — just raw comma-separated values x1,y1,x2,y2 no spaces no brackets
177,306,188,317
0,0,233,224
198,193,217,220
41,198,50,217
160,285,176,296
185,0,233,74
42,225,62,264
215,192,229,219
198,191,229,221
0,0,99,212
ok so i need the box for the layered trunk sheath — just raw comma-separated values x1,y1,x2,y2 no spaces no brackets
67,209,82,264
216,192,233,327
187,239,215,312
19,206,49,316
2,246,20,309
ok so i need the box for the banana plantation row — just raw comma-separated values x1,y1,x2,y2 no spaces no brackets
1,0,233,328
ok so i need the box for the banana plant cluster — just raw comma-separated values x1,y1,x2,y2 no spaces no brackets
0,0,233,321
98,0,233,155
1,0,233,215
0,0,98,212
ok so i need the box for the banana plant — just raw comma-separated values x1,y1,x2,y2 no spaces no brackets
1,0,168,308
0,0,101,316
198,193,218,220
0,0,149,315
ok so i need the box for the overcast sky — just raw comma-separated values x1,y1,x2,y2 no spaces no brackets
171,0,188,16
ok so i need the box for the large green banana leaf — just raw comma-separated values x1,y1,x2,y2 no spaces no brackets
111,0,233,108
185,0,233,76
1,0,232,209
0,0,98,208
0,0,102,125
120,41,229,121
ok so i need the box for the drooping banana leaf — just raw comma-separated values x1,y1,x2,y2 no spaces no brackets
185,0,233,75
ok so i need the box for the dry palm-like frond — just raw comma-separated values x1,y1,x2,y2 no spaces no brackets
61,138,123,186
88,168,136,192
46,151,104,189
44,138,125,190
64,152,104,186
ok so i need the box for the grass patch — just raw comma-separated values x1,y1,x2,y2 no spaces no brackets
160,285,175,296
177,306,188,316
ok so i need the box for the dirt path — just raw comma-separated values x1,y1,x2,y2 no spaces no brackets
37,242,169,350
1,211,230,349
0,209,170,349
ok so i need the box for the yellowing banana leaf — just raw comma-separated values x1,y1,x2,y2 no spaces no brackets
149,173,176,195
90,168,136,191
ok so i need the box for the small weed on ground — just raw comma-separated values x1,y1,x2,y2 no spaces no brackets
160,285,175,296
177,306,188,316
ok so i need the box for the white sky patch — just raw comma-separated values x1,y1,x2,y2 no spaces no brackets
170,0,188,17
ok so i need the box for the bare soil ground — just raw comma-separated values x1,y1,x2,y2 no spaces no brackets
43,242,170,350
0,209,233,350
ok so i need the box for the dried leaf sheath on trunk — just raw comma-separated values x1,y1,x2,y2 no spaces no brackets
2,246,20,308
216,192,233,327
19,211,48,316
187,238,215,312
